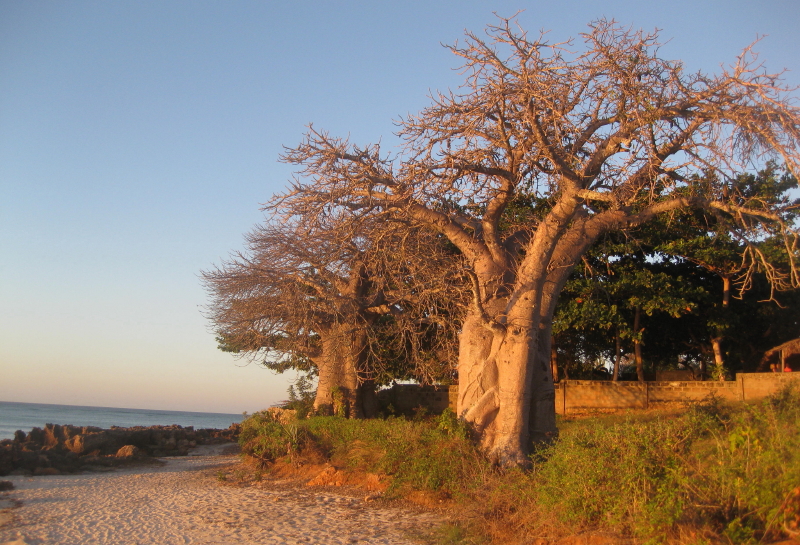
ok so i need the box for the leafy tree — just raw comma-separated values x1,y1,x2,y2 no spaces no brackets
555,241,703,381
554,164,799,381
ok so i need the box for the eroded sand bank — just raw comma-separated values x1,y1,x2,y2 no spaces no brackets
0,446,439,545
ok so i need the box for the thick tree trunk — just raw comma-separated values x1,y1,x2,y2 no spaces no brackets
491,317,537,466
313,324,370,417
456,201,598,466
456,298,507,437
313,335,347,416
530,320,557,443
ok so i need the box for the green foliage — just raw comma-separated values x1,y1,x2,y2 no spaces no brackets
238,409,310,463
552,163,800,379
240,411,482,496
330,386,347,418
528,388,800,540
281,375,316,418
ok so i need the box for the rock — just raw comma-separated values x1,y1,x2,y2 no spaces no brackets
115,445,142,458
33,467,60,476
26,428,44,448
0,481,13,491
65,431,117,455
267,407,297,424
1,423,238,475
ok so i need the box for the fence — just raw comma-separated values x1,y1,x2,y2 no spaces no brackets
552,372,799,413
378,372,800,416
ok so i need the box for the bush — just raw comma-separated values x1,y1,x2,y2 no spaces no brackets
527,387,800,541
239,387,800,544
240,407,482,496
239,410,310,463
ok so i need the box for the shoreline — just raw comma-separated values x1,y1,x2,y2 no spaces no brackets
0,402,244,442
1,423,240,477
0,446,440,545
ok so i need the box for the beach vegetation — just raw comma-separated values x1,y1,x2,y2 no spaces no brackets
240,387,800,544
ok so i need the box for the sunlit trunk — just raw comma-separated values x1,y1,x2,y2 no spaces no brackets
711,337,726,381
612,328,622,382
456,298,506,440
313,324,370,417
491,318,537,466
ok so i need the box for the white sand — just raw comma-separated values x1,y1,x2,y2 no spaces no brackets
0,447,440,545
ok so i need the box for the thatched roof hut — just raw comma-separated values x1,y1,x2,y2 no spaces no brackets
761,338,800,370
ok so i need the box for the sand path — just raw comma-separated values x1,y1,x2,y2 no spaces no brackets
0,447,440,545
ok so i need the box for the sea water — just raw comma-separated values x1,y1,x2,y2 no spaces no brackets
0,401,244,440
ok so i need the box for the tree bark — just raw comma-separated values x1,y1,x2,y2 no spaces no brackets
711,275,731,381
634,305,644,382
711,337,726,381
313,323,370,417
612,328,622,382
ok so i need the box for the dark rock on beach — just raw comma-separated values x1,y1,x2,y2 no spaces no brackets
0,422,240,476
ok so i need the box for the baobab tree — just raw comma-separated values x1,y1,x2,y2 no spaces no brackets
203,215,460,417
274,18,800,465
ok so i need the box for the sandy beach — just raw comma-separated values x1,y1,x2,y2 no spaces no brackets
0,445,440,545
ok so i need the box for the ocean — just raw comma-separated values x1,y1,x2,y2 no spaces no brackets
0,401,244,440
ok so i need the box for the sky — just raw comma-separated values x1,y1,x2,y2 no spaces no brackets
1,1,798,414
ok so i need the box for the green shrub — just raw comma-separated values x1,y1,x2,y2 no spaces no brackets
239,409,310,463
240,410,483,496
530,387,800,540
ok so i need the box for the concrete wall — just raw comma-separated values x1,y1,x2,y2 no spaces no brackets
740,372,800,401
379,372,800,416
554,372,800,414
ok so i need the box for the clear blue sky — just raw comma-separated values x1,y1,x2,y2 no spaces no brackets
1,1,798,414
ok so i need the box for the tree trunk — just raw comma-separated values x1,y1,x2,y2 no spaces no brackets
455,287,542,466
711,337,726,381
612,328,622,382
530,319,557,443
721,275,731,309
710,275,731,381
634,305,644,382
456,297,507,437
456,202,599,465
313,323,370,417
313,352,341,415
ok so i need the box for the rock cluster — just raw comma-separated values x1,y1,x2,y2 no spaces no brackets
0,423,239,476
